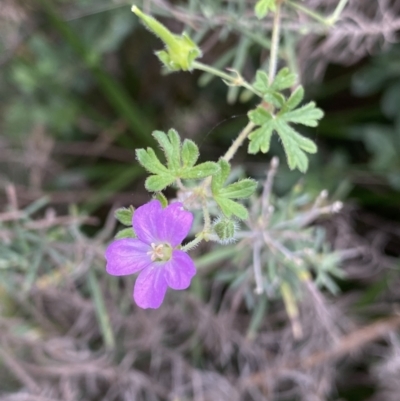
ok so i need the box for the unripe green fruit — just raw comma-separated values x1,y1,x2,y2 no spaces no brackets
214,218,237,243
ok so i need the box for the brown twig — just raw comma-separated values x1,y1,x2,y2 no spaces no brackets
244,315,400,387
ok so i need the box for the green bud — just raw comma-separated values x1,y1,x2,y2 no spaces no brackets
114,206,134,226
213,218,238,244
132,6,202,71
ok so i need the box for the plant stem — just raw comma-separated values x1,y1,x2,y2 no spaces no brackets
87,270,115,350
222,121,256,162
287,0,349,26
328,0,349,24
181,233,204,252
268,1,282,84
192,61,260,96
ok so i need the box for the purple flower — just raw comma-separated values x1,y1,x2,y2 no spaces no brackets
105,200,196,309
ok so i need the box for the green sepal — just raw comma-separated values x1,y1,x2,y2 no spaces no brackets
154,192,168,208
114,206,134,226
115,227,136,239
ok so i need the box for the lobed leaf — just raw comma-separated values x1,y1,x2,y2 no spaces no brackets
271,67,297,91
215,197,249,219
181,139,199,168
181,161,219,179
253,71,269,93
145,174,175,191
285,86,304,110
219,179,257,199
248,106,272,125
136,148,168,175
282,102,324,127
248,125,274,154
211,159,231,193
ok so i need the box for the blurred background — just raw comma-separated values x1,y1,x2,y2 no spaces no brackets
0,1,400,400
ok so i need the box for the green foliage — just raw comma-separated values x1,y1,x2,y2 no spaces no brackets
211,159,257,219
254,0,277,19
248,69,323,172
136,129,220,191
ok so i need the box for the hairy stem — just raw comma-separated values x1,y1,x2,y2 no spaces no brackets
193,61,260,95
181,234,204,252
287,0,349,26
268,1,282,84
222,121,256,162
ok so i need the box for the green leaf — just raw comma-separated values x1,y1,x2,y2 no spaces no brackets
115,227,136,239
145,174,175,191
137,129,220,191
181,161,219,179
253,71,269,93
136,148,168,175
248,107,272,125
215,197,249,219
263,92,285,108
281,102,324,127
271,67,297,91
255,0,276,19
285,86,304,110
152,129,181,170
114,206,134,226
248,125,274,154
211,159,231,193
181,139,199,168
247,90,323,172
219,179,257,199
273,119,316,172
211,159,255,219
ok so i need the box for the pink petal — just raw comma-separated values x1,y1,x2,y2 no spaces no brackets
156,202,193,247
164,250,196,290
133,264,168,309
105,239,152,276
133,200,193,247
133,200,163,244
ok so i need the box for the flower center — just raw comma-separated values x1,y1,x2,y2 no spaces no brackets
148,243,172,262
